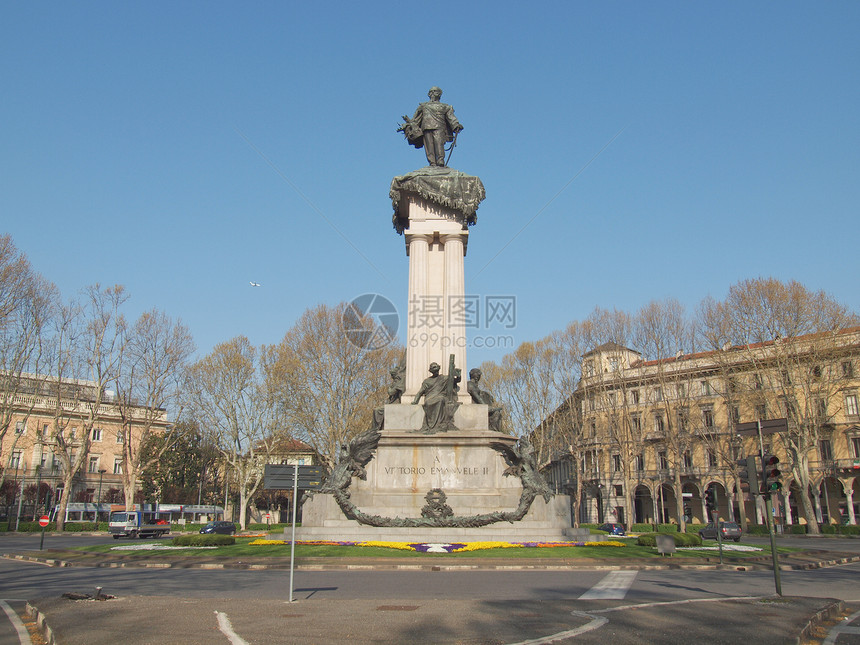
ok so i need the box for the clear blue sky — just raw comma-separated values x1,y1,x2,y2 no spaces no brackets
3,2,858,369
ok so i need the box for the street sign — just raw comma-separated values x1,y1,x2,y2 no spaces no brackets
39,515,49,527
735,418,789,436
264,464,323,490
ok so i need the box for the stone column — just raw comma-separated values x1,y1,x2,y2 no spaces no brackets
783,490,794,525
441,232,468,402
405,232,431,398
843,484,857,525
401,195,470,400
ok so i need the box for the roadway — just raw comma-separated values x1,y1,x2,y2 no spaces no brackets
1,533,859,644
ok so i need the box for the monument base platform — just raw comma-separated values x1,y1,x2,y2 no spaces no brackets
296,404,586,543
294,493,588,544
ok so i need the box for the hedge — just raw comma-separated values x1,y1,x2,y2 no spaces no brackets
0,521,104,533
172,534,235,546
637,532,702,547
736,523,859,536
631,523,680,533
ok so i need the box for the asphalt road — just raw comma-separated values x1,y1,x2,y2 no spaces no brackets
1,532,859,644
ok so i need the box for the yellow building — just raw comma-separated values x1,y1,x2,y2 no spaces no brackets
548,328,860,529
1,375,168,516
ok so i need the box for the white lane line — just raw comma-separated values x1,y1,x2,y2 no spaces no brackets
215,610,250,645
506,596,767,645
579,570,637,599
506,611,608,645
0,600,30,645
591,595,760,614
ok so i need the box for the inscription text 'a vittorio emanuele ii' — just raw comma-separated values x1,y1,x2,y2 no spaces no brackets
384,465,489,476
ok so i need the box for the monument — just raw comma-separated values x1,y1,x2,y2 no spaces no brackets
296,89,578,543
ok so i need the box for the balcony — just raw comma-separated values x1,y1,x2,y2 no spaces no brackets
833,458,860,473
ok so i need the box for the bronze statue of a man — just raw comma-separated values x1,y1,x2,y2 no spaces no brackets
398,87,464,167
411,361,461,433
467,368,503,432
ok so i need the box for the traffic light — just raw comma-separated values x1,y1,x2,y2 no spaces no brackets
761,454,782,493
737,456,759,497
704,486,718,512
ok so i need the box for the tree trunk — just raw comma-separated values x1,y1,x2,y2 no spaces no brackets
54,478,74,532
793,458,820,535
122,482,136,514
238,488,248,530
623,469,634,530
674,472,685,532
796,480,820,534
735,478,749,531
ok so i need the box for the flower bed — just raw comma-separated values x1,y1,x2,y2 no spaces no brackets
247,539,626,552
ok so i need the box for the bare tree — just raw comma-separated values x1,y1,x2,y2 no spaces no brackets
480,337,563,463
0,235,56,485
698,277,859,534
114,309,195,508
575,307,646,528
265,303,403,469
47,285,128,530
539,322,588,525
632,298,698,532
186,336,282,529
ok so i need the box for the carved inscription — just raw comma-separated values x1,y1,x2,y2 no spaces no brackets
384,466,489,476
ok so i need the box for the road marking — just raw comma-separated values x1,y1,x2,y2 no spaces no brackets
509,596,767,645
506,611,608,645
215,611,249,645
0,600,30,645
591,595,760,614
579,571,637,599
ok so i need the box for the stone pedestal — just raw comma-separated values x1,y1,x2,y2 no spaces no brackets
296,404,580,544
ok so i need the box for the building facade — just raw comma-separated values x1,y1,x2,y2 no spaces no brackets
547,329,860,528
1,375,168,515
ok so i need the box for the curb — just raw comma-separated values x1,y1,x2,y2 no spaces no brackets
797,599,846,644
25,602,56,645
5,551,860,571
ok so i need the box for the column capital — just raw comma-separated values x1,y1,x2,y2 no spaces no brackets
439,231,467,244
405,231,433,244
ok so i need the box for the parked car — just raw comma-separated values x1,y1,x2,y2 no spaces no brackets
598,523,626,536
199,521,237,535
699,521,742,542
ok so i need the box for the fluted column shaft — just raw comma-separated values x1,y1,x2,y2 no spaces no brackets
405,232,431,397
441,232,467,398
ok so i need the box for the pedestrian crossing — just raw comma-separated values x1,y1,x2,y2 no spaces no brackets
578,571,638,599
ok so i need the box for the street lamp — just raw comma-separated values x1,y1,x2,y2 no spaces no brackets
97,469,107,522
